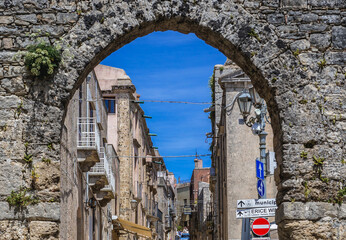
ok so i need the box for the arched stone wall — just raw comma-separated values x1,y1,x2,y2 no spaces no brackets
0,1,345,239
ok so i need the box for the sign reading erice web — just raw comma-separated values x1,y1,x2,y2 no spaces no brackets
236,207,277,219
237,198,276,209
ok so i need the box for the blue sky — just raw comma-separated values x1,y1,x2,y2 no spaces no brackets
101,31,226,180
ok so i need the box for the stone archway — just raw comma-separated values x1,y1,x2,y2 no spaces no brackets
0,1,345,239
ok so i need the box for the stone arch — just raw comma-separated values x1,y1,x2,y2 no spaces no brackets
1,1,345,240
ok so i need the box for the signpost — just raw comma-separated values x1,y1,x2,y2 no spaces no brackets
237,198,276,209
256,159,264,180
236,207,277,219
251,218,270,237
257,179,265,198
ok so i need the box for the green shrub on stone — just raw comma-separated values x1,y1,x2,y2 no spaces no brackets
24,41,62,77
6,187,39,208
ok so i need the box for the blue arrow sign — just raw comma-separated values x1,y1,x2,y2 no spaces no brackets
257,179,265,198
256,159,264,180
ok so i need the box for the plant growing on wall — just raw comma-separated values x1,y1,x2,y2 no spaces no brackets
24,41,62,77
6,187,39,209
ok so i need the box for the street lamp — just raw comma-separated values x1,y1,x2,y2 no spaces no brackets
249,87,264,108
237,90,252,121
130,199,138,210
237,87,270,239
237,87,268,198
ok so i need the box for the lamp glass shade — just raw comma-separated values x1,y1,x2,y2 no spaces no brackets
237,91,252,119
130,199,138,210
249,87,264,107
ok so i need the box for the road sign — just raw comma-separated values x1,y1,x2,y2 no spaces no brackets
252,218,270,236
235,207,277,219
237,198,276,209
257,179,265,197
256,159,264,180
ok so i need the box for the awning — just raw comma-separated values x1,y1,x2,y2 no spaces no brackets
113,218,152,239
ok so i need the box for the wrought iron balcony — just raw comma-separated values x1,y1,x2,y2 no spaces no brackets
77,117,100,150
88,147,109,192
77,117,101,172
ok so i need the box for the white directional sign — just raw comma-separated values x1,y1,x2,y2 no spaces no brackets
237,198,276,209
235,207,277,219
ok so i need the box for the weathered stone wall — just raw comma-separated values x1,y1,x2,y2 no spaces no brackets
0,0,345,239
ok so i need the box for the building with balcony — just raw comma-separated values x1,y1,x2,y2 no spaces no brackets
188,157,210,240
209,60,278,240
157,168,177,240
60,69,119,240
176,181,191,229
96,64,161,240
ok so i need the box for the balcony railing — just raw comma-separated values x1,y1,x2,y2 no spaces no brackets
103,168,116,195
77,117,100,150
90,147,109,174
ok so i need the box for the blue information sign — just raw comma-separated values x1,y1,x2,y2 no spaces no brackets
257,179,265,198
256,159,264,180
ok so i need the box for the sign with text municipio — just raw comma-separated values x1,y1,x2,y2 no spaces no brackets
256,159,264,180
252,218,270,236
257,179,265,197
236,207,277,219
237,198,276,209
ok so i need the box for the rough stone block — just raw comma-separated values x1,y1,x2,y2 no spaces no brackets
282,0,308,8
310,33,331,50
319,14,341,24
0,162,23,196
29,221,59,240
325,51,346,65
276,202,342,223
299,24,328,32
0,220,29,239
310,0,346,8
332,26,346,49
0,16,14,24
34,162,60,192
267,14,285,25
279,219,343,240
2,38,13,49
41,14,56,23
0,202,60,221
56,12,78,24
16,14,37,24
301,13,318,23
0,26,20,36
0,95,22,109
298,52,322,66
1,77,26,94
32,25,64,36
290,39,310,51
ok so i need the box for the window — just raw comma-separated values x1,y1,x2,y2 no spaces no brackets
104,99,115,113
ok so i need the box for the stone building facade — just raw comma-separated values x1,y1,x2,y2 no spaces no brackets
96,64,160,239
60,68,119,240
0,1,345,239
209,61,278,240
189,158,210,240
176,181,191,229
196,182,213,240
157,168,177,240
